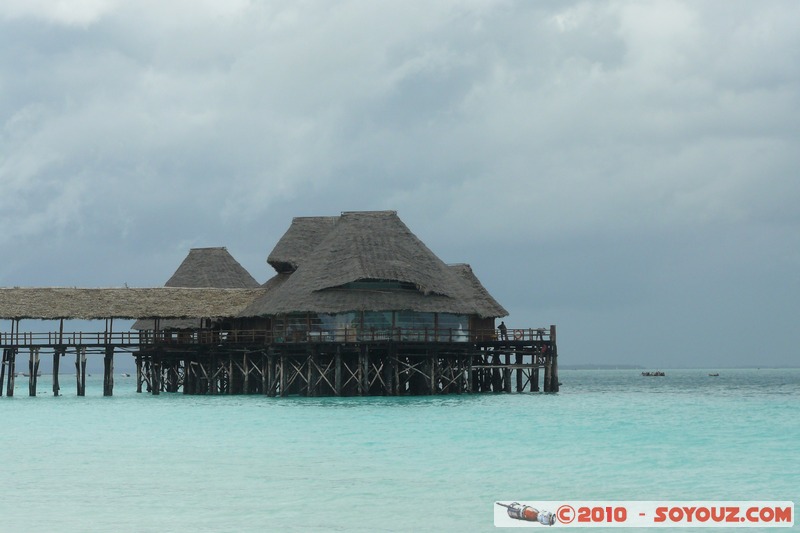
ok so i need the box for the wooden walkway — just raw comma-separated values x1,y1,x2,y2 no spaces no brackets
0,326,559,397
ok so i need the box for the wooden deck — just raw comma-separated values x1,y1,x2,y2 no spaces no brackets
0,326,559,397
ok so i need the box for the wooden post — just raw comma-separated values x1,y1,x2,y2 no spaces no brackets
515,352,523,392
29,348,40,396
0,348,7,397
430,351,437,395
52,349,61,396
242,352,249,394
279,355,286,397
392,349,400,396
362,346,370,395
466,352,474,393
6,349,15,397
267,352,276,397
184,358,192,395
76,347,87,396
532,367,540,392
307,349,314,397
543,358,552,393
151,360,161,395
357,347,364,396
334,346,342,396
261,353,268,396
135,356,143,393
550,325,559,393
103,346,114,396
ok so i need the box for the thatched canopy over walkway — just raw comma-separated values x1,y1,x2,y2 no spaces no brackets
0,287,263,320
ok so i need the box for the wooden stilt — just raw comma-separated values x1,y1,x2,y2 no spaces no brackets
550,325,559,393
184,358,192,395
467,352,474,393
151,360,161,395
362,346,370,395
52,349,61,396
279,355,286,397
307,349,314,397
76,348,86,396
0,348,7,397
29,348,40,396
242,353,249,394
543,358,552,393
136,356,143,393
430,352,437,395
6,349,15,397
392,350,400,396
335,347,342,396
103,346,114,396
267,353,276,397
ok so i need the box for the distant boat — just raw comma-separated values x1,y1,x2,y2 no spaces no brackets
642,371,665,377
708,373,719,377
120,373,131,377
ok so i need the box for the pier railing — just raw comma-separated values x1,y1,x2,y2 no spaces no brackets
0,327,552,348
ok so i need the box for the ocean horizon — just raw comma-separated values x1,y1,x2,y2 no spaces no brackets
1,368,796,532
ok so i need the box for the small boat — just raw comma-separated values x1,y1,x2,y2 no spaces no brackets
708,373,719,377
642,371,665,377
120,373,131,377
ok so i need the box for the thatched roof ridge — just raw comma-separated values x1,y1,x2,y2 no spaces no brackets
239,212,507,318
0,288,263,320
166,247,259,288
447,264,508,317
267,217,338,273
298,211,455,296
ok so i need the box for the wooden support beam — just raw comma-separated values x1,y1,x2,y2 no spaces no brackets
279,355,286,397
335,347,342,396
0,348,6,397
307,349,314,397
135,356,143,393
76,347,86,396
550,325,559,393
52,349,61,396
467,352,474,393
6,349,16,397
267,353,276,397
392,351,400,396
242,352,249,394
430,352,437,395
151,360,161,395
515,352,523,392
29,348,40,396
103,346,114,396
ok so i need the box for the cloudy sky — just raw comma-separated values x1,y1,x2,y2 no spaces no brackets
2,0,798,368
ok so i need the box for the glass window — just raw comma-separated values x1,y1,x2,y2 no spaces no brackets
362,311,393,340
437,313,469,342
395,311,435,341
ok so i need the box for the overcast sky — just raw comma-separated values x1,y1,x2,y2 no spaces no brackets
2,0,798,368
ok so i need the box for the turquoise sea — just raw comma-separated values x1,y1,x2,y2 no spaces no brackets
0,369,797,532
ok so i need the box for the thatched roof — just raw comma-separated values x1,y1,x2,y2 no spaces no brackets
239,211,507,318
0,288,263,320
133,247,259,330
165,247,259,288
267,217,338,273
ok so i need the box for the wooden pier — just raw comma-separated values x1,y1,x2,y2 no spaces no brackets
0,326,559,397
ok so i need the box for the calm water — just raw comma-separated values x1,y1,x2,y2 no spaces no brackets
0,369,797,532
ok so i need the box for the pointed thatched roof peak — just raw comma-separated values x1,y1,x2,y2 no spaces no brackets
238,211,507,318
301,211,455,296
166,247,259,288
267,217,338,273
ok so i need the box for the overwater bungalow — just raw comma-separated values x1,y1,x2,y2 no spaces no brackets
0,211,558,397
